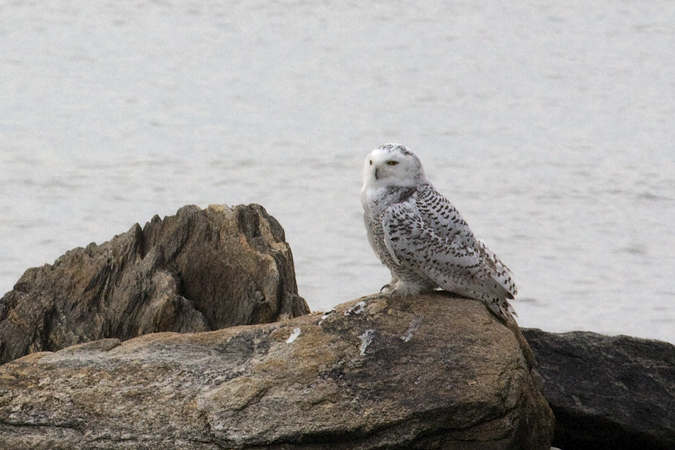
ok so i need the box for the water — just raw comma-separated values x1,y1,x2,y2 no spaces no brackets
1,1,674,343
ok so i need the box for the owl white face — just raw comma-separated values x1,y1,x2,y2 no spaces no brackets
362,144,425,190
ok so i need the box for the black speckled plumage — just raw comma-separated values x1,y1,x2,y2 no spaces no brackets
361,144,517,322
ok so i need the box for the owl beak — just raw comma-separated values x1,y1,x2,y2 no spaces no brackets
374,168,380,180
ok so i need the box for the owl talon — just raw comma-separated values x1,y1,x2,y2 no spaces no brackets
380,284,394,293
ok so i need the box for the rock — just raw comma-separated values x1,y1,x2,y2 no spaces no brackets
522,328,675,450
0,293,554,450
0,204,309,365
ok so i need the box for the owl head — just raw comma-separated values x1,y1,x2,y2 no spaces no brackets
362,143,426,189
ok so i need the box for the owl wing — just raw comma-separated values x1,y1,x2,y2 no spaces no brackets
381,198,516,300
415,187,517,298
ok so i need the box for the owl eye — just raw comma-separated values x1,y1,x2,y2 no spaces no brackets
387,161,399,166
369,160,373,165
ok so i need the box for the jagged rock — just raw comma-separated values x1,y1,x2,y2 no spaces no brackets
522,328,675,450
0,293,554,450
0,204,309,365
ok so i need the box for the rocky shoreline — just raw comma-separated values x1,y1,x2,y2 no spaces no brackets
0,204,672,450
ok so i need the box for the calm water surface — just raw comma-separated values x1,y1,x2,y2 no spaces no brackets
1,1,674,342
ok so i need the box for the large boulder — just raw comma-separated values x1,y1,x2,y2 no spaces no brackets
0,293,553,450
522,328,675,450
0,204,309,365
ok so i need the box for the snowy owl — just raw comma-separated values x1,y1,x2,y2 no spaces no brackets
361,143,517,322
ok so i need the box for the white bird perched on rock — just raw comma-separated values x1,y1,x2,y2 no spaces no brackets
361,143,518,322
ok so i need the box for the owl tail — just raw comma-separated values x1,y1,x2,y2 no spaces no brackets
486,297,517,323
